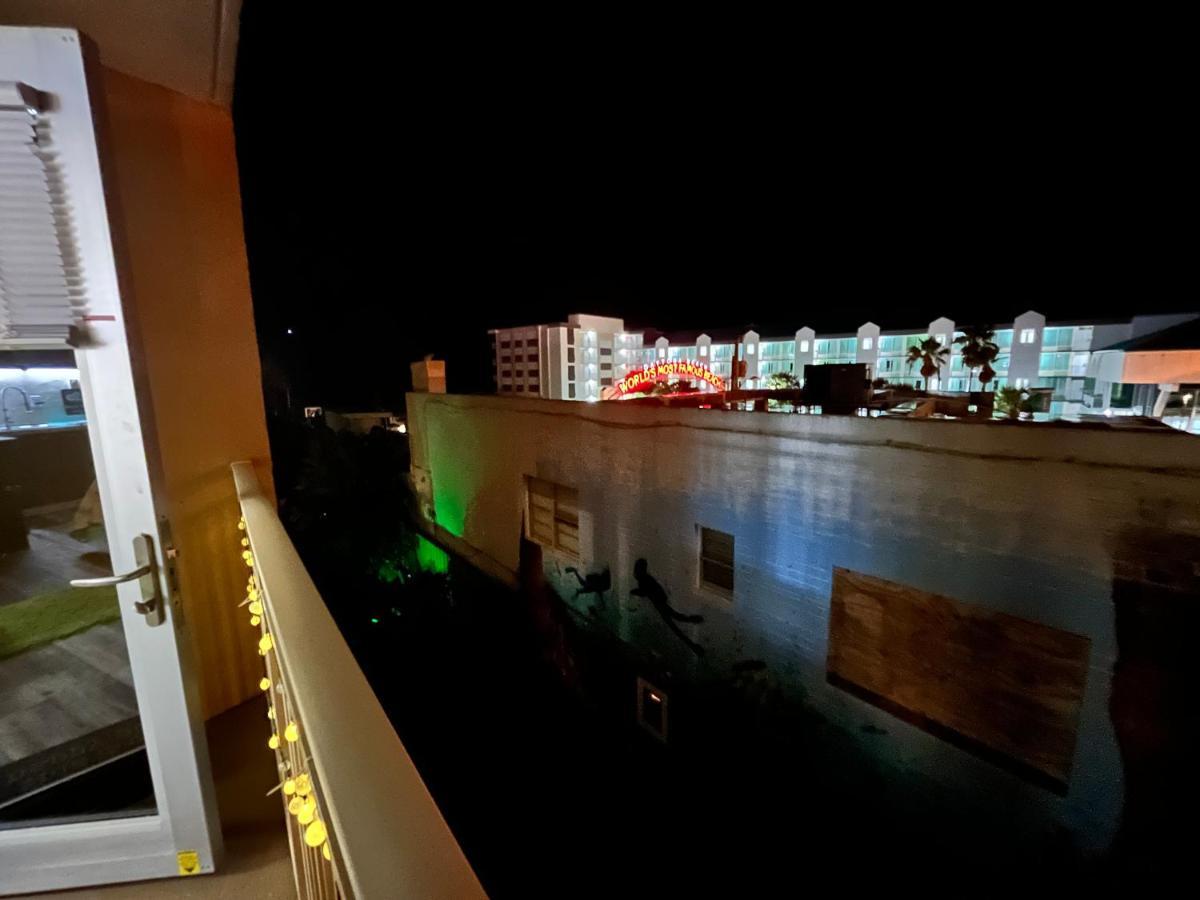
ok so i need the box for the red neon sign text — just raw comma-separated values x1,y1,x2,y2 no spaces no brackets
613,361,726,397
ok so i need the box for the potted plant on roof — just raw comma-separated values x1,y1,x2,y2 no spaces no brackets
996,386,1039,420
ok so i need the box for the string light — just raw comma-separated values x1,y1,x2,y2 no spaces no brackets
298,797,317,825
304,820,327,848
238,511,336,870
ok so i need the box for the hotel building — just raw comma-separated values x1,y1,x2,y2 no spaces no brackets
491,310,1198,419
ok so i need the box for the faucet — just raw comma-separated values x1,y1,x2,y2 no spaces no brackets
1,386,33,431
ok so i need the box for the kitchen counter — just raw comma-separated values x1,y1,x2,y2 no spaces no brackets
0,424,94,516
2,420,88,434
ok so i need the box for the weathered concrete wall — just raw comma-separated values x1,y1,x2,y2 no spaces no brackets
406,392,1200,851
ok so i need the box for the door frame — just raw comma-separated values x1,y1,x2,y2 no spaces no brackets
0,26,221,895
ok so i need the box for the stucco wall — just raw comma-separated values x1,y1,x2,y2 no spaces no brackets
98,68,273,719
407,391,1200,850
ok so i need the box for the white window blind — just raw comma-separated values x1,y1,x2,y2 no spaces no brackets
0,80,86,345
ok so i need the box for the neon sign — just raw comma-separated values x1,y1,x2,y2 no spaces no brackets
612,361,726,397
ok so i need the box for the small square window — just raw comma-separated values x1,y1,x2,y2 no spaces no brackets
800,340,810,352
862,337,874,350
746,344,756,355
568,384,576,399
699,526,734,594
1020,328,1037,344
636,677,668,742
658,348,666,358
526,477,578,556
699,345,708,357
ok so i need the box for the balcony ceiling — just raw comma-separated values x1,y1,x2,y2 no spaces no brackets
0,0,241,107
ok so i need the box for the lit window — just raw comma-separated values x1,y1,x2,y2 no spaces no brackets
862,337,874,350
699,526,734,594
800,340,810,352
658,348,666,358
1020,328,1036,344
746,344,756,355
527,478,579,556
935,334,946,346
699,345,708,357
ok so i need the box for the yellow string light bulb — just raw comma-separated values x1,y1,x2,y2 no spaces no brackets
259,677,271,692
241,537,250,547
284,722,300,743
249,600,263,616
250,615,261,626
267,706,275,720
283,779,296,796
258,634,274,655
238,519,246,531
304,820,327,848
298,797,317,825
288,796,305,816
322,842,331,861
268,734,280,750
294,774,312,797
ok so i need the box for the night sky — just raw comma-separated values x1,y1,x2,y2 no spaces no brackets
232,4,1191,412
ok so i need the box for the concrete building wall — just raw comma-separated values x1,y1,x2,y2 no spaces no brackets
742,330,760,382
1009,310,1046,389
795,326,816,377
856,322,881,374
407,391,1200,851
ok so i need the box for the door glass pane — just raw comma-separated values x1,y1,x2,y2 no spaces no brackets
0,348,155,828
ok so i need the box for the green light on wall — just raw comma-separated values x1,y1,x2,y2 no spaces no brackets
416,535,449,575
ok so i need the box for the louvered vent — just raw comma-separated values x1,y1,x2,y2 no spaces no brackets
0,81,87,345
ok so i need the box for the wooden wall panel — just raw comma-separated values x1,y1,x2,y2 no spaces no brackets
827,567,1090,787
100,69,274,718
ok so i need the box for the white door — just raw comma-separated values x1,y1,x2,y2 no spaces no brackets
0,28,221,894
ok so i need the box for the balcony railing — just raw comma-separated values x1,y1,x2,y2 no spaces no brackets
231,462,485,900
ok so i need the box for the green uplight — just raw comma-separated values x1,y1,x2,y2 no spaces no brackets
370,617,380,624
415,535,449,574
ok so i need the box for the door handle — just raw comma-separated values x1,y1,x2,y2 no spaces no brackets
70,533,164,626
69,565,152,588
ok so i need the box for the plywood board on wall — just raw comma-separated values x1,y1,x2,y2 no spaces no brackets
827,567,1090,788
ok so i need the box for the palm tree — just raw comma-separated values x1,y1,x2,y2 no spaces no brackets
905,337,949,391
953,324,1000,392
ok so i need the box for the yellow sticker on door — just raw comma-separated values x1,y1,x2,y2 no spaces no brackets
177,850,201,876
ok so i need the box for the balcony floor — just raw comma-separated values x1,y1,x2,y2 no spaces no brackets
23,696,293,899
